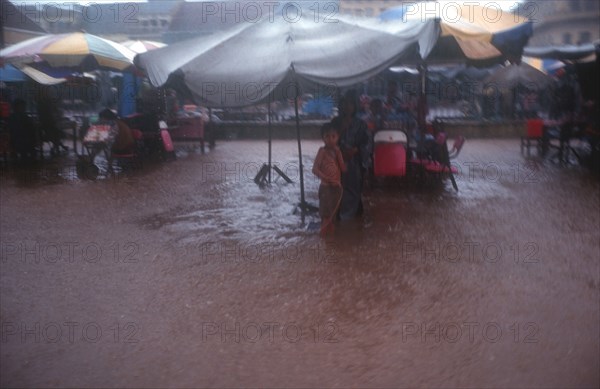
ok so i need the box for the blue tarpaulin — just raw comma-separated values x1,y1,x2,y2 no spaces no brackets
0,64,27,82
119,72,139,117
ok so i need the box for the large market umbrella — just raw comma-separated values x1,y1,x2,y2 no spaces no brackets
381,2,533,65
136,14,437,107
0,32,135,72
1,32,136,153
121,40,166,54
137,11,439,214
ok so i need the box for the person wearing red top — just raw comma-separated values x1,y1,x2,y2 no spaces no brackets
312,123,347,236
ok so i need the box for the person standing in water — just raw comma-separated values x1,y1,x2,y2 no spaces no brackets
312,123,346,236
331,93,371,220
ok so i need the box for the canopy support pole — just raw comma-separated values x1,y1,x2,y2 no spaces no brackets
417,62,427,143
295,95,305,210
208,107,216,150
268,100,272,183
293,94,318,222
254,97,292,186
419,63,458,191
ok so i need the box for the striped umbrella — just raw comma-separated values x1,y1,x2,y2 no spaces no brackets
380,3,533,65
121,40,166,54
0,32,135,71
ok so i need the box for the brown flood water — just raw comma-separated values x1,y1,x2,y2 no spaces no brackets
0,139,599,388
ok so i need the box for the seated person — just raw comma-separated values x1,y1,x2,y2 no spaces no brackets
97,109,135,169
420,120,445,162
365,99,385,134
97,109,133,150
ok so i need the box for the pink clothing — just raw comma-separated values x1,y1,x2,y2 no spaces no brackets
312,146,345,186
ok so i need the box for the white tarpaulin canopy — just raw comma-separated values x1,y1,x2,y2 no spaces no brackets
137,14,438,107
136,12,438,212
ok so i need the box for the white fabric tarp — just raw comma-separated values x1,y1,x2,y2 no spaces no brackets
137,14,438,107
19,65,66,85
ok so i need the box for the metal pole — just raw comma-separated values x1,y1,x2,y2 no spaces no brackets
418,62,428,147
208,106,212,150
268,100,272,183
294,95,306,216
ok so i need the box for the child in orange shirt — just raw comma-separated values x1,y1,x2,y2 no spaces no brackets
312,123,347,236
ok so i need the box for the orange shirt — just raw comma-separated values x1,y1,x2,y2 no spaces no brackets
112,119,134,152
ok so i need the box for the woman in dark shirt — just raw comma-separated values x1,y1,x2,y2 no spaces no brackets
331,93,372,220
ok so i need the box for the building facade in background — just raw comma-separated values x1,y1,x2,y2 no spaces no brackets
1,0,47,47
80,0,182,42
4,0,599,47
338,0,418,17
1,0,181,45
522,0,600,46
165,0,340,43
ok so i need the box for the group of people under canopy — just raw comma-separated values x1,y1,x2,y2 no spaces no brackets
314,85,426,230
2,89,135,168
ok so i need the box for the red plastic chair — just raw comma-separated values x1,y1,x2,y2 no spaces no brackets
448,135,466,159
521,118,544,156
425,132,460,191
110,129,143,170
160,129,176,160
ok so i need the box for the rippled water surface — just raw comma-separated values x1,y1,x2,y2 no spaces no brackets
1,139,598,387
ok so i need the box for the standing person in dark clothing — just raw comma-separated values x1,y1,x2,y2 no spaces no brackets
331,92,371,220
37,95,66,156
8,99,37,162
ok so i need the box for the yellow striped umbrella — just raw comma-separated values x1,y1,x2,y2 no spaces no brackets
380,2,533,65
0,32,135,71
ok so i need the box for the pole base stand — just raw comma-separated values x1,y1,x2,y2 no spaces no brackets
254,163,294,186
294,201,319,215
